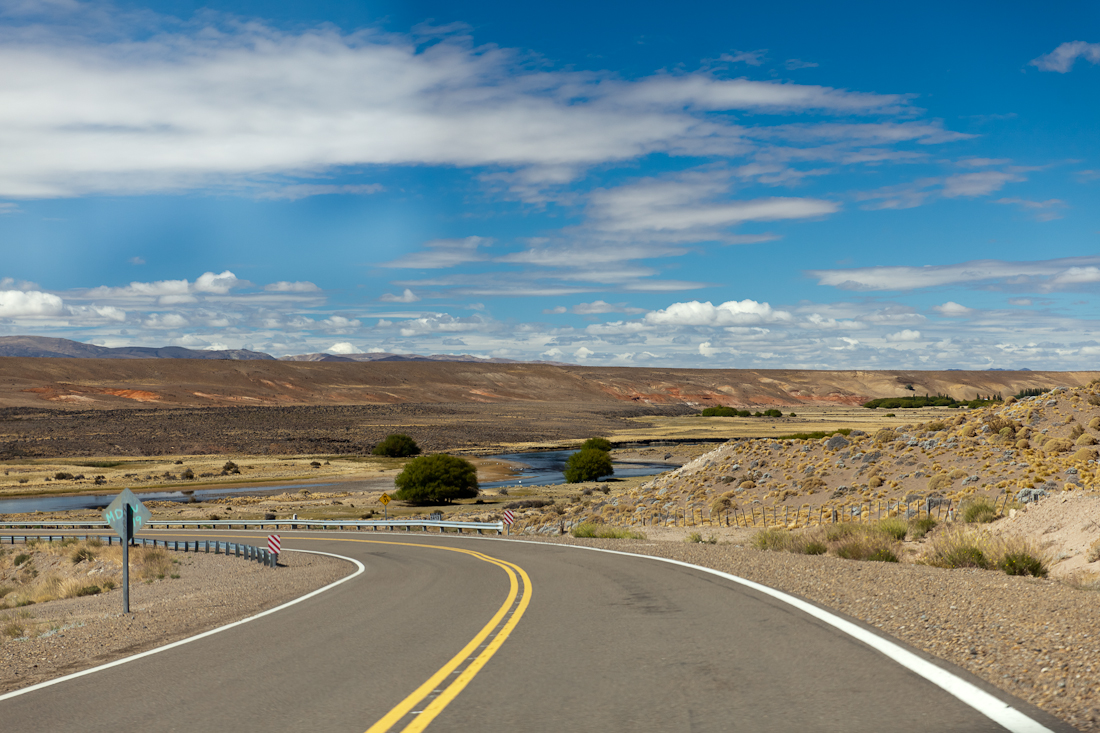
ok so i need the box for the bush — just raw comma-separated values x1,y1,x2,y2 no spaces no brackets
701,406,738,417
564,448,614,483
393,454,478,505
181,468,195,480
835,534,900,562
372,433,421,458
763,409,783,418
571,523,644,539
580,437,613,452
908,516,937,540
961,497,997,524
1000,552,1047,577
877,517,909,541
54,472,74,480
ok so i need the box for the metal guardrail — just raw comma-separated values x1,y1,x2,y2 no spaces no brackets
0,519,506,534
0,534,278,567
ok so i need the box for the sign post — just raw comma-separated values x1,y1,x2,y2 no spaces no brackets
502,509,515,536
103,489,152,614
379,492,391,520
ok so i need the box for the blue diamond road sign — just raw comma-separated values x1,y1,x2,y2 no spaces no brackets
103,488,152,539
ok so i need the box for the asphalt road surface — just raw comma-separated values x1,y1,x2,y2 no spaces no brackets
0,531,1074,733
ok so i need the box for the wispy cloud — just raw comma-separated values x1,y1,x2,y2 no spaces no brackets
0,15,915,199
379,288,421,303
1030,41,1100,73
993,197,1068,221
809,256,1100,292
381,237,491,269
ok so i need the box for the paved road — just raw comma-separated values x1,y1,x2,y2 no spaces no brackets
0,531,1073,732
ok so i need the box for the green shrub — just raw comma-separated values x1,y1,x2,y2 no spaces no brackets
924,528,990,569
564,448,614,483
835,534,900,562
776,429,852,441
803,541,827,555
72,585,101,597
962,497,998,524
686,531,703,543
877,517,909,541
393,454,479,505
571,522,643,539
13,553,30,566
753,528,797,551
70,547,95,564
763,409,783,418
580,437,613,452
1000,552,1047,577
908,516,937,540
53,472,74,480
372,433,421,458
701,406,738,417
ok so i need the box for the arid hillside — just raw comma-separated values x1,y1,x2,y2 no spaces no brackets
0,357,1091,409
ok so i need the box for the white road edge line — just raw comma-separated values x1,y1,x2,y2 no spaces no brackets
0,549,365,702
494,536,1056,733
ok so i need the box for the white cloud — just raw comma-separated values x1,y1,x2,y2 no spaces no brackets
698,340,719,357
398,313,489,337
265,281,321,293
1051,267,1100,286
128,256,145,265
644,299,792,326
809,256,1100,292
382,237,491,269
721,50,767,66
0,18,913,198
379,288,421,303
0,289,65,317
0,277,40,291
785,59,818,70
327,342,362,354
321,315,361,332
142,313,189,329
574,346,594,360
572,300,646,315
257,184,384,200
934,301,973,317
542,306,567,314
587,169,838,239
1030,41,1100,73
193,270,242,294
994,197,1067,221
886,329,922,342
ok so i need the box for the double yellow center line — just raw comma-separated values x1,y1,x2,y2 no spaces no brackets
360,541,531,733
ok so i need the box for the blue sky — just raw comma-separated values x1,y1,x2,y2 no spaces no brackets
1,0,1099,368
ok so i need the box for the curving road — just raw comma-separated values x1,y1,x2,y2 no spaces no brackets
0,531,1073,733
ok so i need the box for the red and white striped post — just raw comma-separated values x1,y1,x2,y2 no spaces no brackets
267,534,281,566
502,510,514,536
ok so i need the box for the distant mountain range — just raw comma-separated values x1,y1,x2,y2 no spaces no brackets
0,335,521,364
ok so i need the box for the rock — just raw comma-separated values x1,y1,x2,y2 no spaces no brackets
825,434,850,451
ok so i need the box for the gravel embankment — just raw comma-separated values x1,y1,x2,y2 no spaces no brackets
0,550,350,694
528,534,1100,732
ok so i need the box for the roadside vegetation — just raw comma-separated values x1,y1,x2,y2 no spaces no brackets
749,515,1048,578
393,454,479,504
0,538,179,613
564,444,614,483
371,433,421,458
571,522,644,539
700,407,793,418
863,394,1002,410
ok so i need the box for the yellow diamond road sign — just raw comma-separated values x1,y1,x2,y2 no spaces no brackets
379,493,391,505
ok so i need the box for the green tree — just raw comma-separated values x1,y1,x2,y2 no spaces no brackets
564,448,614,483
393,454,479,505
580,437,613,452
372,433,421,457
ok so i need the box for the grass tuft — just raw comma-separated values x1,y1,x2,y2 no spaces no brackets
571,522,644,539
962,497,998,524
877,517,909,541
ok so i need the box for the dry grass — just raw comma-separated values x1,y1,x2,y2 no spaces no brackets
0,540,176,609
922,527,1048,577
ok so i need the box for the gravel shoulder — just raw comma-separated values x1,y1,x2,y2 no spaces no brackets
0,549,350,694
